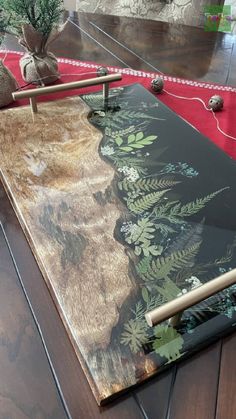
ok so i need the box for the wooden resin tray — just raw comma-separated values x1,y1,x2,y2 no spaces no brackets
0,84,236,404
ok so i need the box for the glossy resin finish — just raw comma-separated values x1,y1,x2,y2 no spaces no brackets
0,84,236,404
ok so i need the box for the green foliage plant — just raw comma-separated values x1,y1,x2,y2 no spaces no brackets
0,0,64,39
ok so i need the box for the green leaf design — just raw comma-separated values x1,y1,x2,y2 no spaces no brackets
166,221,204,255
111,155,146,175
169,187,229,218
82,88,124,110
120,319,149,353
154,278,181,301
128,133,137,144
105,125,136,139
151,242,201,280
137,242,201,282
118,177,180,193
155,223,176,235
135,132,144,141
128,190,170,214
119,131,158,152
121,292,166,354
81,93,105,109
154,188,229,225
90,110,164,130
136,256,153,277
135,242,163,257
125,218,155,244
115,136,123,146
125,218,163,257
139,136,157,145
142,287,149,304
119,146,134,152
153,325,184,362
131,301,146,321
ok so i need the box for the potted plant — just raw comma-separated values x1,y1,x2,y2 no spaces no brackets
0,0,64,86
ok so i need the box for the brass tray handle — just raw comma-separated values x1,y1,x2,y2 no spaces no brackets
145,269,236,327
12,74,122,113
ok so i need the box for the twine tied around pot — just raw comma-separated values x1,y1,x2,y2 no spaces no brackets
0,59,18,108
19,24,64,86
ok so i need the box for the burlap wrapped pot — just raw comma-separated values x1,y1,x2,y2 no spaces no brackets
0,60,18,108
19,24,63,86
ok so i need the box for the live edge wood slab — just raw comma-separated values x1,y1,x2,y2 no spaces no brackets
0,95,135,404
0,83,236,404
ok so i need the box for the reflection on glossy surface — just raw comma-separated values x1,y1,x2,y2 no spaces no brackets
0,84,236,404
0,227,67,418
4,12,236,84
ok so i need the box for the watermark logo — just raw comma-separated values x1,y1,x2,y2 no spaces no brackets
204,5,232,32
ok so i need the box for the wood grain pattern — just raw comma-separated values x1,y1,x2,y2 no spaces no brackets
0,97,136,403
0,184,144,419
0,225,67,419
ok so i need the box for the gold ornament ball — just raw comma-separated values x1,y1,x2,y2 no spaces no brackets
151,77,164,93
208,95,224,111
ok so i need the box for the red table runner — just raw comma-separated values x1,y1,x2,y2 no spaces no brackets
1,51,236,159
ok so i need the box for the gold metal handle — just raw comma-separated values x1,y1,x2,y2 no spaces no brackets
145,269,236,327
12,73,122,113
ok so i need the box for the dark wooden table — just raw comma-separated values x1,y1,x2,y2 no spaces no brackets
1,12,236,419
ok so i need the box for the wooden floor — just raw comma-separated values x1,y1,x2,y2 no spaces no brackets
1,12,236,419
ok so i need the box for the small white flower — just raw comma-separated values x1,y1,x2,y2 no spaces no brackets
177,288,188,297
100,145,115,156
94,110,105,117
118,166,129,175
118,166,139,182
127,168,139,182
120,221,137,235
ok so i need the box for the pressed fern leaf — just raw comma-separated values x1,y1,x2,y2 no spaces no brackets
154,200,180,223
155,223,176,235
91,109,165,130
82,94,104,109
154,278,181,301
136,256,152,275
118,177,180,193
166,220,204,255
145,242,201,281
83,89,124,109
128,189,170,214
131,301,146,321
154,188,229,225
112,155,144,167
170,187,229,218
115,110,164,122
